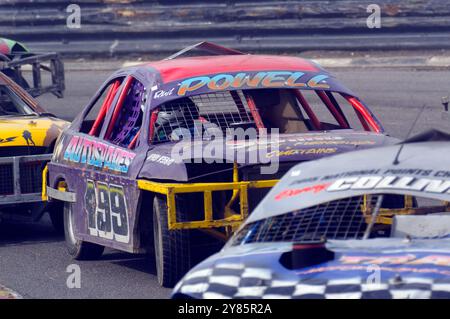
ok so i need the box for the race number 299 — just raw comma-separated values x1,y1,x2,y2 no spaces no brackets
85,180,129,243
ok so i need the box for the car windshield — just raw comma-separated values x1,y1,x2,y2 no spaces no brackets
150,88,375,144
231,193,450,245
0,84,35,115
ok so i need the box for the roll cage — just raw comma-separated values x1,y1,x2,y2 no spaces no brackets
0,52,65,98
146,89,382,144
78,76,383,151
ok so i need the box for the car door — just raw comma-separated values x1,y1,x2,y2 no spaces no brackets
56,74,148,252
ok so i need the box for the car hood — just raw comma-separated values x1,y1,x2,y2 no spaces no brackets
173,238,450,299
139,131,398,182
0,115,69,147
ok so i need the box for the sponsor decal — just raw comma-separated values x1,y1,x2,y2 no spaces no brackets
146,153,175,166
340,254,450,267
277,173,450,201
153,87,174,99
327,175,450,194
85,180,129,243
177,71,331,96
297,265,450,277
297,253,450,277
63,136,136,173
266,147,337,158
0,136,17,144
296,140,376,146
22,130,35,146
284,136,343,143
288,168,450,189
274,182,331,201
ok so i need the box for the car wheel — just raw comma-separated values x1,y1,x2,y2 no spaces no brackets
48,201,64,235
153,195,191,288
64,201,104,260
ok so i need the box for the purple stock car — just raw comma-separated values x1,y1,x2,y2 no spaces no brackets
43,42,397,287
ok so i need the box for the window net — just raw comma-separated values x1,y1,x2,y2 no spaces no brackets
153,90,254,143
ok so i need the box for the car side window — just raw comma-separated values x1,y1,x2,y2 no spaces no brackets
298,90,342,129
331,93,368,131
246,89,310,134
0,85,34,115
79,77,124,136
104,77,146,149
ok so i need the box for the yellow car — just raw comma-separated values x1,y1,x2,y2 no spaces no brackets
0,71,68,231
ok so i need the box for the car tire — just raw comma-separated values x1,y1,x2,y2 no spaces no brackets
64,201,104,260
48,201,64,235
153,195,192,288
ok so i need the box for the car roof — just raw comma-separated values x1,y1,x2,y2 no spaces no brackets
145,54,322,83
110,43,357,106
245,129,450,224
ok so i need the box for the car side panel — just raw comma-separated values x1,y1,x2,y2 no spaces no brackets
48,131,144,253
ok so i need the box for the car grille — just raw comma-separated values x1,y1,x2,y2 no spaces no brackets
0,155,50,197
0,163,14,195
19,161,44,194
232,195,374,245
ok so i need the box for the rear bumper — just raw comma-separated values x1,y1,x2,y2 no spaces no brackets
0,154,51,205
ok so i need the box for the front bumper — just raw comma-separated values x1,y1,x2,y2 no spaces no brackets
137,178,279,231
0,154,51,205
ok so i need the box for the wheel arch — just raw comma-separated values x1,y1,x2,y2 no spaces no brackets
134,190,157,252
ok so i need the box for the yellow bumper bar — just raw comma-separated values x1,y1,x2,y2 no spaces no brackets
137,179,278,230
42,165,48,201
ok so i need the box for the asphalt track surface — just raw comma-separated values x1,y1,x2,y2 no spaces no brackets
0,67,450,299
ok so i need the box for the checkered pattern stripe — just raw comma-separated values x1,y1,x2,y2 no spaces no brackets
175,264,450,299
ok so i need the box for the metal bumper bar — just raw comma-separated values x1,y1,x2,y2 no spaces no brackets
41,165,76,203
0,154,51,205
137,179,278,230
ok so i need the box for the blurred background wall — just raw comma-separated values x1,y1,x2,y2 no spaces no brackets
1,0,449,57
